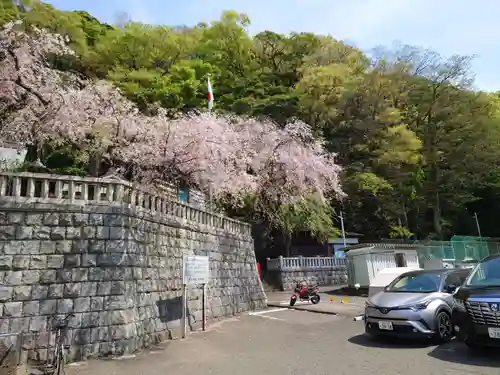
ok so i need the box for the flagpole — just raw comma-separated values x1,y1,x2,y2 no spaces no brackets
207,74,213,210
207,73,212,114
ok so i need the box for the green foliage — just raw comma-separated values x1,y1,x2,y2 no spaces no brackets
273,195,340,243
0,0,21,24
4,2,500,243
348,172,393,196
374,125,422,166
389,225,413,240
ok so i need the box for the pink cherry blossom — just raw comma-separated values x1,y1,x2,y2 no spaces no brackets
0,21,344,203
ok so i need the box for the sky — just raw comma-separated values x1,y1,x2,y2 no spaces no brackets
45,0,500,92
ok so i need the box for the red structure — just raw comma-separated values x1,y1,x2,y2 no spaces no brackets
256,262,262,280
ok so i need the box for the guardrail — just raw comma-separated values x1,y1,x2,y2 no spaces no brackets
267,256,346,271
0,172,250,236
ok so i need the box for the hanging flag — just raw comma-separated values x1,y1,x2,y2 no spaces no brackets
207,75,214,112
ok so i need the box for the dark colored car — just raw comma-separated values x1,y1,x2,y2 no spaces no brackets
365,268,470,342
452,254,500,349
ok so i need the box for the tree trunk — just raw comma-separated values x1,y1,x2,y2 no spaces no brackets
433,190,442,239
429,157,442,239
423,85,442,239
89,154,101,177
283,232,292,257
401,201,409,228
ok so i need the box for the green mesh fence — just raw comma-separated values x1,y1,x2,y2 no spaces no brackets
415,236,500,265
418,242,455,262
450,235,489,261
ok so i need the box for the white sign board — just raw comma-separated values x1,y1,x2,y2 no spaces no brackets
183,255,210,285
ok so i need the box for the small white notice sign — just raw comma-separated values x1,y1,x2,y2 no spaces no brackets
183,255,210,285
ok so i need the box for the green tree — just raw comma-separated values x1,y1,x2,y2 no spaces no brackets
4,2,500,243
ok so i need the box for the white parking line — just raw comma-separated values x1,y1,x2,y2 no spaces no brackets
249,308,288,316
248,308,288,321
253,315,286,321
278,301,310,306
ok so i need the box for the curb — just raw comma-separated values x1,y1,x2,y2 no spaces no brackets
267,302,364,318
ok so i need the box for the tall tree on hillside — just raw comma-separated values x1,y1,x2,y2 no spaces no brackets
3,3,500,241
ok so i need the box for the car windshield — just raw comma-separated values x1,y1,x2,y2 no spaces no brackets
385,273,442,293
465,258,500,287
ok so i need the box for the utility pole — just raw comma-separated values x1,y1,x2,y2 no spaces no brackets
474,212,482,238
339,211,346,247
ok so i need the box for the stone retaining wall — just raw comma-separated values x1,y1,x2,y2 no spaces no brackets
0,199,266,363
278,268,347,290
266,257,347,290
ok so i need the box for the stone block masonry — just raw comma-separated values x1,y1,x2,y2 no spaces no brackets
266,256,347,291
279,268,347,291
0,172,267,363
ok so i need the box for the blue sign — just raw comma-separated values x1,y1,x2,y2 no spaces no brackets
178,187,188,202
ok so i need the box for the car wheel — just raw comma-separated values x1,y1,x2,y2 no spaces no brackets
434,311,453,343
364,323,373,335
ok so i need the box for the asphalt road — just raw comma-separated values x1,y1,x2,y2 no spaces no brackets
65,308,500,375
266,291,366,317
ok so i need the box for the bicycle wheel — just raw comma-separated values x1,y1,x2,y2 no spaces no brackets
50,344,59,371
55,346,65,375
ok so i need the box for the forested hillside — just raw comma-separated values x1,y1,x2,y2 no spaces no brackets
2,0,500,243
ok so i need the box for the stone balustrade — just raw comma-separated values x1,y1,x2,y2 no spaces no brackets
0,172,250,236
266,256,347,290
267,256,346,271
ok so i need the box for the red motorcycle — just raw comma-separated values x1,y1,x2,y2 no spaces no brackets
290,281,320,306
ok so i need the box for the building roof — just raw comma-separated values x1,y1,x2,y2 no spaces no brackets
342,242,422,252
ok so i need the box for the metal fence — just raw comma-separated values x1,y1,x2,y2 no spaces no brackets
415,236,500,265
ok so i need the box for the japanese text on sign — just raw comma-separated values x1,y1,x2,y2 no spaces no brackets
183,255,210,285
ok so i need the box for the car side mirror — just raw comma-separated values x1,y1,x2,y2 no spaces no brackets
446,284,457,294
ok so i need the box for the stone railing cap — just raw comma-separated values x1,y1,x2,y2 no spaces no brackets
0,171,251,229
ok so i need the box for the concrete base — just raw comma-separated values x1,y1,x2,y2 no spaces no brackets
15,364,28,375
0,363,27,375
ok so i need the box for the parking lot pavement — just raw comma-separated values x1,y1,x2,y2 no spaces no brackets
248,307,345,324
66,309,500,375
266,291,366,318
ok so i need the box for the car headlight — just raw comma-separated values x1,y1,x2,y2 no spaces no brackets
365,300,375,307
409,300,431,312
453,297,466,310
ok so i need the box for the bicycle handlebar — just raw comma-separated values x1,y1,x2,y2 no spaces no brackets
53,313,75,321
49,313,75,330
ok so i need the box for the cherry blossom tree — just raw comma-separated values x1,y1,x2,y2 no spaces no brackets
0,21,344,208
0,20,72,145
0,20,138,171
